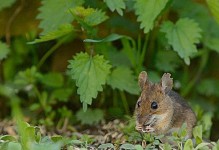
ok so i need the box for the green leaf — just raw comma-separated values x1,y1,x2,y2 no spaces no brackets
7,142,22,150
37,0,84,35
0,41,10,61
206,0,219,25
120,143,136,150
135,145,143,150
68,52,111,110
76,108,104,125
98,143,115,149
39,72,64,88
104,0,125,16
29,24,74,44
163,143,172,150
197,79,219,97
70,6,108,26
192,125,203,144
155,50,182,72
52,88,72,102
14,66,41,88
0,135,17,142
205,38,219,53
84,33,128,43
161,18,202,65
0,0,16,11
194,143,210,150
134,0,169,33
184,139,193,150
107,66,139,95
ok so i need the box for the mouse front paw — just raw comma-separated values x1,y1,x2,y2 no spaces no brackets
135,124,143,131
142,126,155,133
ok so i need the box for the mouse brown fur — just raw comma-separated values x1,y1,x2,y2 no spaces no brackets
135,71,196,138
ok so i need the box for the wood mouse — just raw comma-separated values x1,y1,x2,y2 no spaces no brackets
135,71,196,139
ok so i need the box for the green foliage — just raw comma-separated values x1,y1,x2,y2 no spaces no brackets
161,18,202,65
76,108,104,125
197,79,219,97
0,41,10,61
29,24,74,44
0,0,16,11
206,0,219,25
69,6,108,26
37,0,84,35
107,66,139,95
1,0,219,147
134,0,169,33
39,72,64,88
84,33,127,43
68,52,111,110
104,0,125,16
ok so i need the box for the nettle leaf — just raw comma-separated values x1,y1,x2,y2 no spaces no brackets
37,0,84,35
0,41,10,61
206,0,219,25
0,0,16,11
29,24,74,44
161,18,202,65
68,52,111,110
104,0,126,16
70,6,108,26
76,108,104,125
107,66,139,95
134,0,169,33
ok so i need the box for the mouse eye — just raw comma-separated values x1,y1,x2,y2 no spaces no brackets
151,101,158,109
137,100,141,108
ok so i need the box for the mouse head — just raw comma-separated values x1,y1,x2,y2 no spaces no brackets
135,71,173,133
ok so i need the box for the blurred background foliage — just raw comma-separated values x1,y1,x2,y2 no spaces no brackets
0,0,219,142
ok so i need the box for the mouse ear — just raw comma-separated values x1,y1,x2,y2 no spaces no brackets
138,71,150,90
161,73,173,92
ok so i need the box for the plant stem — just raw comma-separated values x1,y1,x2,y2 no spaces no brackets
37,41,63,69
181,49,209,97
120,91,130,115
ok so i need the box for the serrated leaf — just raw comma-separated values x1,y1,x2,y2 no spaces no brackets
76,108,104,125
29,24,74,44
206,0,219,25
84,33,128,43
68,52,111,110
107,66,139,95
104,0,125,16
0,0,16,11
70,6,108,26
0,41,10,61
134,0,169,33
161,18,202,65
37,0,84,35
